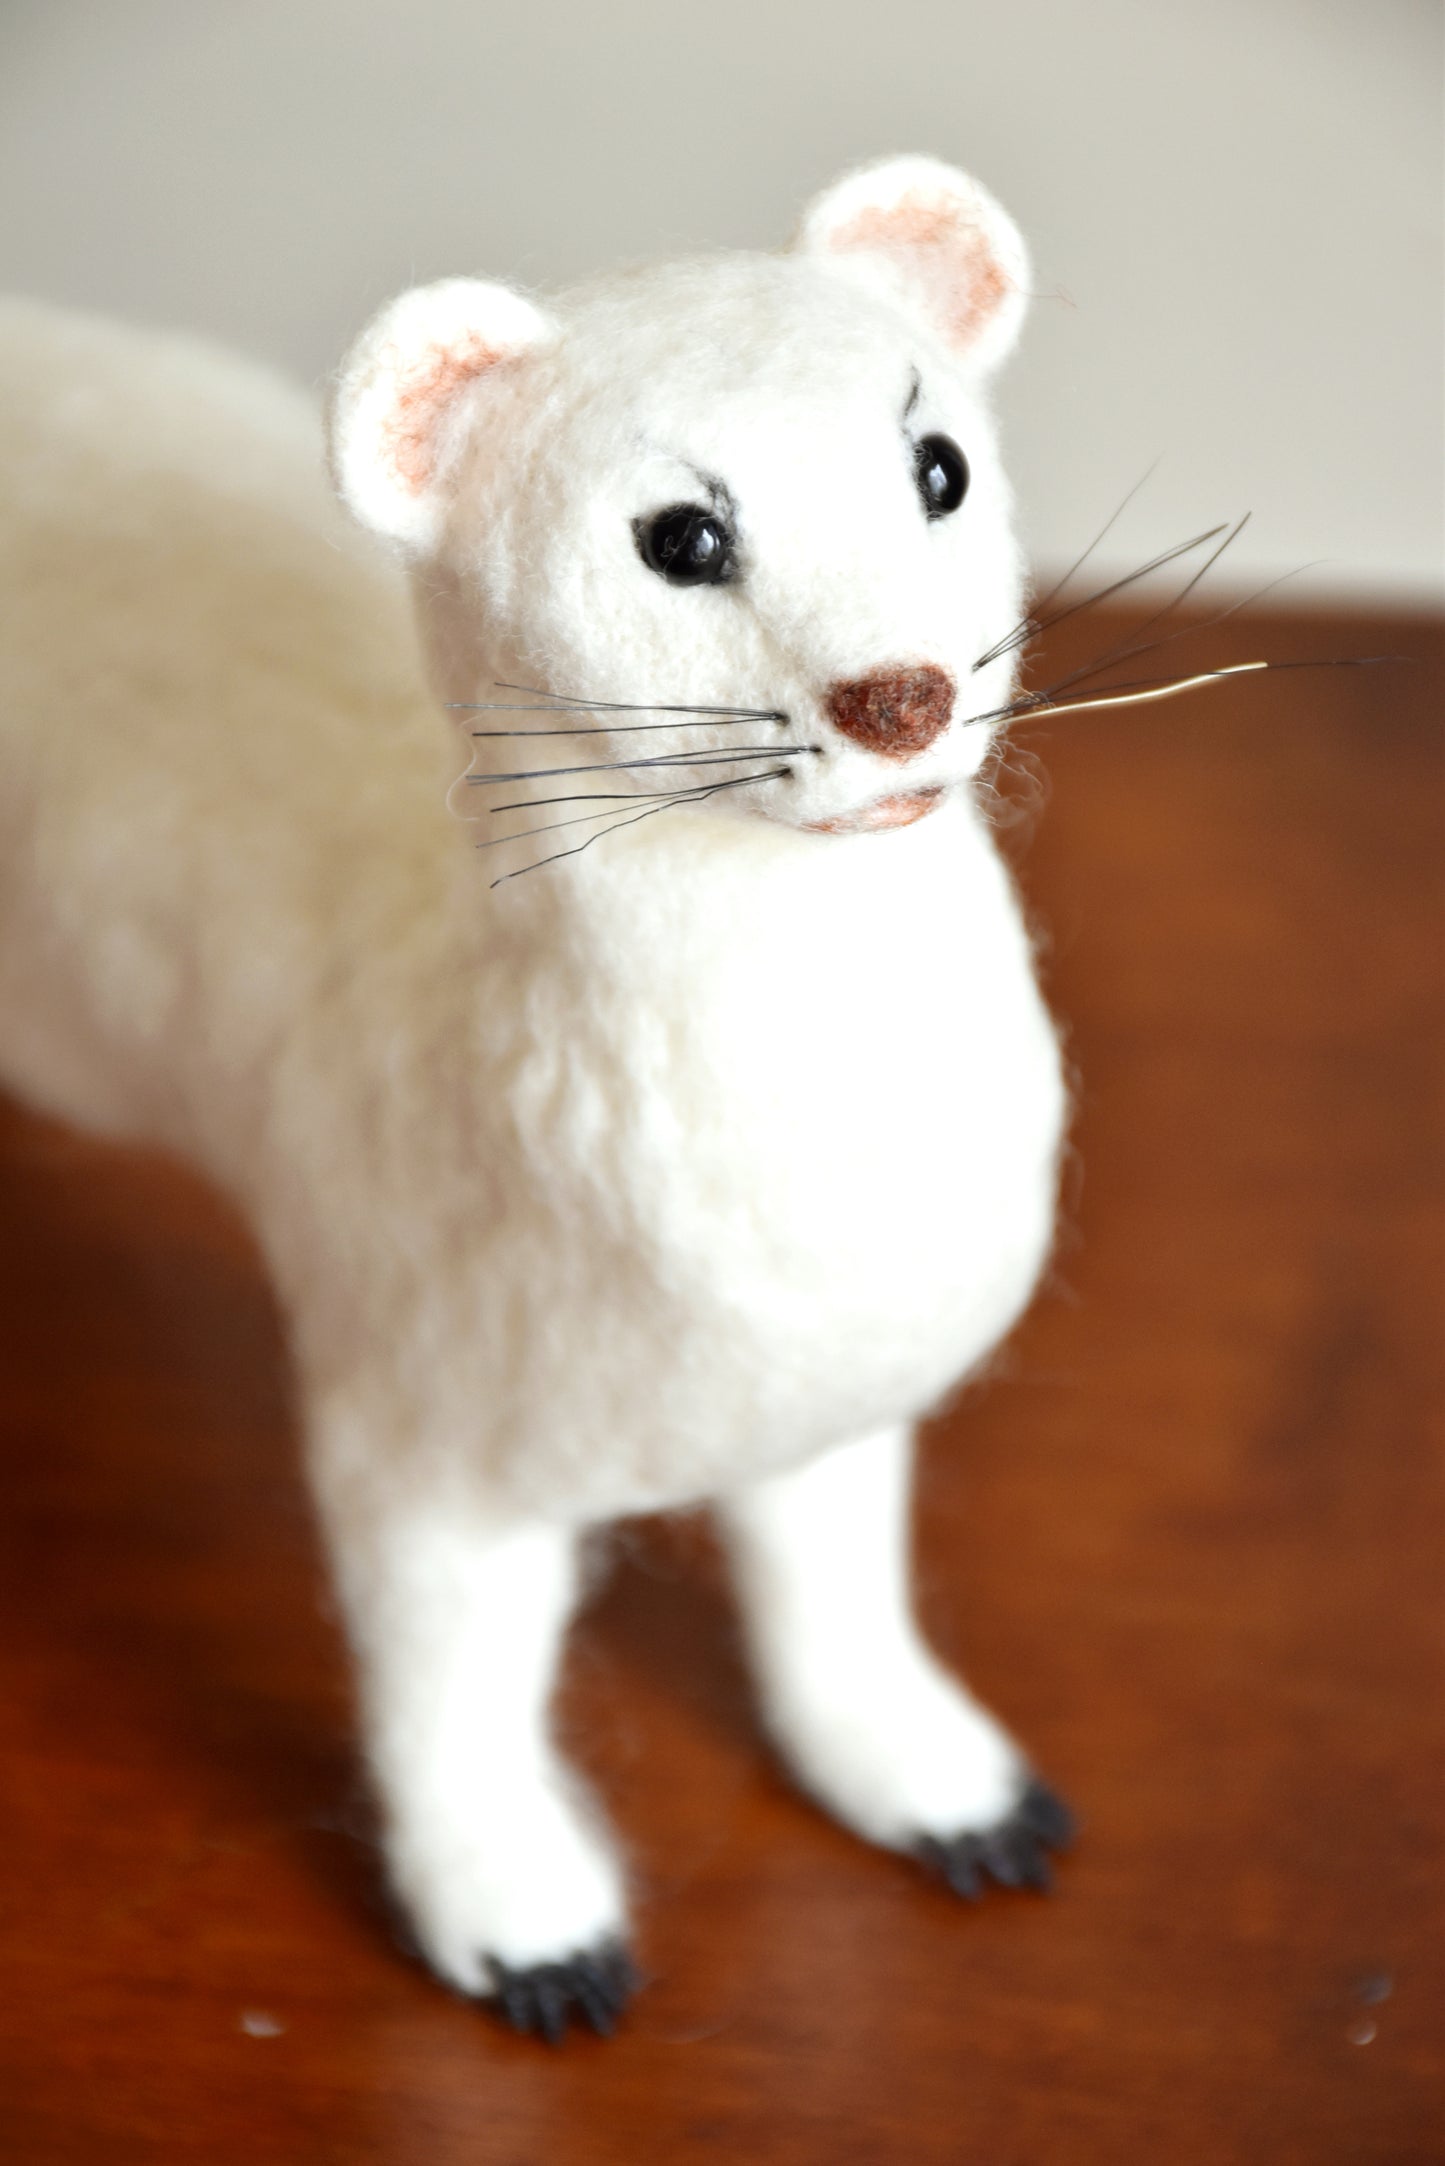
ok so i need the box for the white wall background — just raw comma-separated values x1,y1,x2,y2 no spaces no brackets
1,0,1440,601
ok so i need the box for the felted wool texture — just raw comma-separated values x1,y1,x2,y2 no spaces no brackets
403,256,1030,836
0,157,1069,2001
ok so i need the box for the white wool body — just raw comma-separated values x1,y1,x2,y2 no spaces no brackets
0,159,1070,2011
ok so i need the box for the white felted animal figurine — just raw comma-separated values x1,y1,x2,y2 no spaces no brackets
0,156,1074,2042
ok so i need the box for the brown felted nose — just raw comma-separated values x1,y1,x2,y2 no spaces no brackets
825,665,956,761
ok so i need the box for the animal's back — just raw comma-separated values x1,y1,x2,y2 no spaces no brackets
0,299,449,1147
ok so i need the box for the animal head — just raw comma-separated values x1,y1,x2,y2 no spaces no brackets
330,157,1033,850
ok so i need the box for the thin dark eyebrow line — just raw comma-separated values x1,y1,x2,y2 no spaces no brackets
903,369,921,423
631,453,740,537
655,461,737,527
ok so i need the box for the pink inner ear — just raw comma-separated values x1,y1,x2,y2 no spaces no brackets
828,192,1010,353
382,331,502,496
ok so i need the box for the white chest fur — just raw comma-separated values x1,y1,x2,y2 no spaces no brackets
467,802,1063,1515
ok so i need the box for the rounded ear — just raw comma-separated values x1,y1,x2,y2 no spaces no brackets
795,156,1030,373
329,278,555,553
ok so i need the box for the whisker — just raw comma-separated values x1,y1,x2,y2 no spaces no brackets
458,717,786,737
491,800,683,887
490,764,793,814
452,714,792,740
1135,509,1250,627
496,679,786,718
980,459,1163,667
1008,522,1234,654
465,746,819,784
490,767,786,888
1022,555,1339,713
957,654,1393,732
973,521,1232,671
1018,655,1394,727
445,681,787,725
1030,660,1269,716
960,665,1260,731
1057,506,1247,675
477,767,791,848
1051,557,1330,695
1034,514,1253,702
956,695,1037,731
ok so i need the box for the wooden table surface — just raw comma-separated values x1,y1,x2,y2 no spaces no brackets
1,605,1440,2164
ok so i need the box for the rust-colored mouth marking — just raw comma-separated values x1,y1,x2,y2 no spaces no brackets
804,786,945,836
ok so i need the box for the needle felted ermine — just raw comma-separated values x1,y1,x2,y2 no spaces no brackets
0,156,1075,2041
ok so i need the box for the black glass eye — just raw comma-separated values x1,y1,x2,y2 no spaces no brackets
914,433,969,520
635,503,735,586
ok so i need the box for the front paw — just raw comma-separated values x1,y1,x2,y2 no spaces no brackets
388,1783,629,2009
487,1939,641,2043
916,1777,1077,1899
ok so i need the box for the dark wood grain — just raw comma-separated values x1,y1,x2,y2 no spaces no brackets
1,606,1440,2164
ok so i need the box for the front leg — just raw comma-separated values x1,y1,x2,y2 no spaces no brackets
318,1485,634,2039
718,1426,1074,1895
